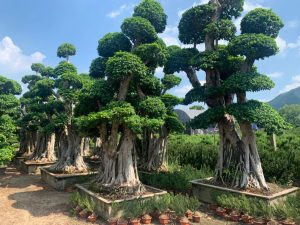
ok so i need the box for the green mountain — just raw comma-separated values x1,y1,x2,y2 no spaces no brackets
269,86,300,109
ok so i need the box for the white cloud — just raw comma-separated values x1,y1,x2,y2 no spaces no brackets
267,72,284,78
178,0,209,18
287,20,299,28
280,75,300,93
287,36,300,49
0,36,46,76
276,36,288,53
172,84,193,97
159,26,181,46
106,4,133,18
243,1,265,12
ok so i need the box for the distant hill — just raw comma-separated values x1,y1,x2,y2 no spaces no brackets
269,86,300,109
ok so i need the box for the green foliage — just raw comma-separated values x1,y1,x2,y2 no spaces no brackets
112,192,201,217
139,97,166,119
31,63,45,74
167,131,300,185
228,33,279,60
137,73,163,96
54,61,77,77
21,75,42,89
133,0,167,33
121,16,158,45
183,86,206,105
204,19,236,41
97,32,132,58
161,74,182,91
0,144,15,166
161,94,182,110
189,105,204,110
57,43,76,59
223,72,275,93
178,4,214,45
228,100,290,134
0,94,20,117
105,51,148,85
41,66,56,78
89,57,107,79
190,106,224,129
241,8,284,38
0,75,22,95
219,0,244,19
164,48,199,74
217,192,300,222
133,42,168,71
279,104,300,128
165,114,185,134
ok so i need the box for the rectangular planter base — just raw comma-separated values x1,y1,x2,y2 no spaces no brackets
41,168,97,191
20,160,56,174
14,156,30,167
76,183,167,220
190,178,299,206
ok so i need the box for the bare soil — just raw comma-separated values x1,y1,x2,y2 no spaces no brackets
0,166,239,225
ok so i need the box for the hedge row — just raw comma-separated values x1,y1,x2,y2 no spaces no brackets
167,129,300,185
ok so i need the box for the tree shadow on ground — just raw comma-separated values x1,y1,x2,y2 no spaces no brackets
8,188,71,218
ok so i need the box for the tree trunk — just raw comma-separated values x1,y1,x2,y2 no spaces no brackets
48,126,88,173
140,126,168,172
83,137,90,156
29,132,56,162
94,126,143,194
18,130,36,157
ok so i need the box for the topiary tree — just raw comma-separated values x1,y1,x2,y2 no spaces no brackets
18,65,60,162
57,43,76,62
172,0,288,190
76,0,183,193
0,76,22,162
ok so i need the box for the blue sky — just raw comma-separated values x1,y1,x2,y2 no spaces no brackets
0,0,300,106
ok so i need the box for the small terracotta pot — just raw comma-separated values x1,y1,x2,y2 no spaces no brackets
75,205,82,214
78,209,89,219
230,212,240,222
179,217,190,225
192,215,201,223
209,203,219,211
282,220,296,225
130,218,141,225
150,211,161,220
107,218,118,225
215,207,226,217
159,214,169,225
117,219,128,225
141,214,152,224
224,207,232,214
185,210,193,220
241,215,254,224
87,213,98,223
253,219,266,225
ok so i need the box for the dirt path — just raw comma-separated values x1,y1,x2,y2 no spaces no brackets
0,166,237,225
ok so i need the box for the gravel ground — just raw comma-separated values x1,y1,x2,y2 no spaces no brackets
0,166,238,225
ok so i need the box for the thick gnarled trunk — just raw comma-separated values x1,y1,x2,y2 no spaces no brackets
95,126,143,194
18,130,37,157
48,126,88,173
140,126,168,172
29,132,56,162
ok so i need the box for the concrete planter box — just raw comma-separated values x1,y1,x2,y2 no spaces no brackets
20,160,56,174
76,183,167,220
14,156,29,167
41,168,97,191
190,178,299,206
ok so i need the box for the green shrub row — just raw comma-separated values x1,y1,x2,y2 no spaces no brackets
167,129,300,184
139,164,213,193
217,191,300,222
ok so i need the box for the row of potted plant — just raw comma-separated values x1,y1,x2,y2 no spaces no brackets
211,204,296,225
70,192,98,223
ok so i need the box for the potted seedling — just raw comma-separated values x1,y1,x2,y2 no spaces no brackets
141,214,152,224
108,218,118,225
192,211,201,223
185,210,193,220
84,198,97,223
117,218,128,225
241,214,254,224
281,219,296,225
253,217,265,225
215,207,226,217
179,217,190,225
230,211,240,222
159,214,169,225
